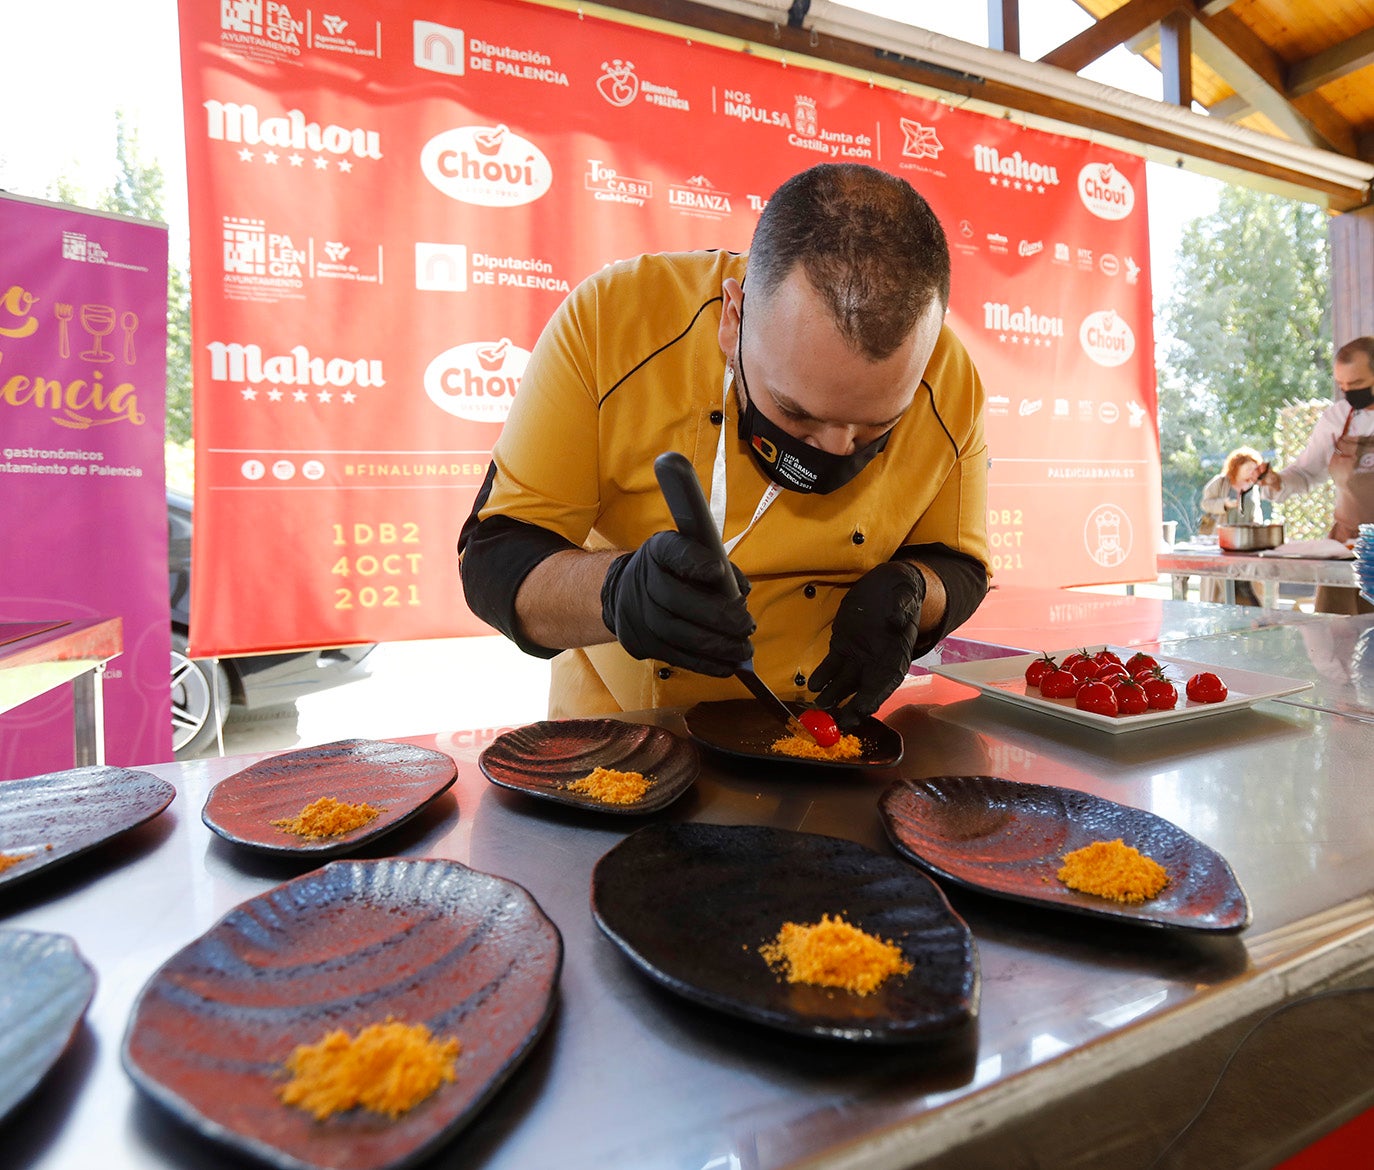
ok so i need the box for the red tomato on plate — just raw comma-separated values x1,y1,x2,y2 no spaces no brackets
1095,664,1129,687
1068,658,1101,682
1142,672,1178,710
1074,681,1119,716
1092,649,1124,667
799,708,841,746
1125,652,1159,675
1115,679,1149,715
1040,667,1080,699
1024,653,1057,688
1185,672,1228,704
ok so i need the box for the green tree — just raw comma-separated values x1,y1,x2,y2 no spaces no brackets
45,113,193,444
1156,186,1331,533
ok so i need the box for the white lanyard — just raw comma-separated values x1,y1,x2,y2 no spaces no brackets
712,364,779,554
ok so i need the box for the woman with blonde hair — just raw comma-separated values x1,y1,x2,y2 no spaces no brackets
1197,446,1264,604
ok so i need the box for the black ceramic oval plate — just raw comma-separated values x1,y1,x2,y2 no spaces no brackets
879,776,1251,932
122,858,562,1170
0,765,176,893
202,738,458,857
592,823,977,1043
683,700,903,769
0,929,97,1122
478,719,700,814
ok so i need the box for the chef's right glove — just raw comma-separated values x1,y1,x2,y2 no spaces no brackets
601,532,755,677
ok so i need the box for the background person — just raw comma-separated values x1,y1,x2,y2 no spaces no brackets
1197,446,1263,605
1259,336,1374,615
459,164,991,725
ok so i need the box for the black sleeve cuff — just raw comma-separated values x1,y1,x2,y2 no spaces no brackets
893,542,990,656
458,512,581,659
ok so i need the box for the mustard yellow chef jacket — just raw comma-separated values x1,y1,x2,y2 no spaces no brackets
459,250,990,718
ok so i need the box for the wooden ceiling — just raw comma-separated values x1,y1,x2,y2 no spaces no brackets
1067,0,1374,162
590,0,1374,210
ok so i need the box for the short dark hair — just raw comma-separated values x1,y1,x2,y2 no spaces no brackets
745,163,951,360
1335,336,1374,366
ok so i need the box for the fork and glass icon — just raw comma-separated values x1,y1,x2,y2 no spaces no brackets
54,302,139,363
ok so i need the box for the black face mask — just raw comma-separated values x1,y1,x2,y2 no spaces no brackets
734,298,892,495
1344,387,1374,411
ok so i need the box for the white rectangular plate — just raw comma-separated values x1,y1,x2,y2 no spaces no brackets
930,645,1313,734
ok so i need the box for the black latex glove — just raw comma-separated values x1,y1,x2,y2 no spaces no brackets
601,531,754,677
808,561,926,727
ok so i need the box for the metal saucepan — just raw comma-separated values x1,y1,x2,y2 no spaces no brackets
1218,522,1285,552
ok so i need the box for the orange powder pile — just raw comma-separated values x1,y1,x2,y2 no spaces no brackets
565,766,651,804
278,1018,461,1121
758,913,911,995
1058,839,1169,903
272,796,384,839
769,733,864,761
0,853,25,875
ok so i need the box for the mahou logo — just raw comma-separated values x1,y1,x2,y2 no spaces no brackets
424,338,530,422
1078,162,1135,220
421,124,552,207
1079,310,1135,367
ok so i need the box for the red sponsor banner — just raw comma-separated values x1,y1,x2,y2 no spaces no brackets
178,0,1158,656
0,194,170,776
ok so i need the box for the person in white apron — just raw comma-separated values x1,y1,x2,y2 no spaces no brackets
1260,337,1374,615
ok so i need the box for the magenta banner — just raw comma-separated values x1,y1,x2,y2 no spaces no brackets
0,193,170,777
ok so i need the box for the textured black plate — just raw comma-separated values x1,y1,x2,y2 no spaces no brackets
122,858,562,1170
683,700,903,769
0,765,176,892
592,823,977,1042
879,776,1251,932
0,929,96,1121
202,739,457,857
479,719,699,814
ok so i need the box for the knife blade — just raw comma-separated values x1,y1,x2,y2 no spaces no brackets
653,450,817,744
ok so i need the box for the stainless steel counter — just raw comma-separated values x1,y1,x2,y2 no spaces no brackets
1158,543,1358,607
6,591,1374,1170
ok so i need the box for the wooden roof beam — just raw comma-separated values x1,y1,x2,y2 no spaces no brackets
1160,8,1193,108
1287,27,1374,97
988,0,1020,56
1039,0,1181,74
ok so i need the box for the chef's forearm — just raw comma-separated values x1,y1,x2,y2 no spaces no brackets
513,549,622,651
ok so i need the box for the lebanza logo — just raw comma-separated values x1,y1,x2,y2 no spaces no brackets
1079,310,1135,367
1078,162,1134,220
421,125,552,207
424,338,530,423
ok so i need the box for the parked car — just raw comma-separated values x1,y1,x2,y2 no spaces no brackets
168,490,374,758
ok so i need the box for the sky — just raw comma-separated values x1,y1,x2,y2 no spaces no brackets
0,0,1225,297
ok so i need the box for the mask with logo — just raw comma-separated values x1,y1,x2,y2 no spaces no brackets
1344,387,1374,411
733,297,892,495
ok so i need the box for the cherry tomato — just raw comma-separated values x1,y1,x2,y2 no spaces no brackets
1040,667,1080,699
1185,672,1228,704
1068,658,1101,682
1095,664,1129,687
799,708,841,746
1024,653,1058,688
1092,649,1124,667
1075,681,1119,717
1126,652,1159,675
1059,651,1087,671
1142,673,1178,710
1115,679,1149,715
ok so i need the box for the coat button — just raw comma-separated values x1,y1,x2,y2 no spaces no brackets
657,667,672,680
803,584,817,598
710,410,724,425
794,672,807,687
852,531,865,545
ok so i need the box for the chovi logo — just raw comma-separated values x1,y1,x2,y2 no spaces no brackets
424,338,530,423
1077,162,1134,220
1079,309,1135,368
420,124,552,207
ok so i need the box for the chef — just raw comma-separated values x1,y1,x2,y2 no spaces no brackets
458,164,991,723
1259,336,1374,614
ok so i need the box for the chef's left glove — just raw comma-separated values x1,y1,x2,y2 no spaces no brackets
808,561,925,727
